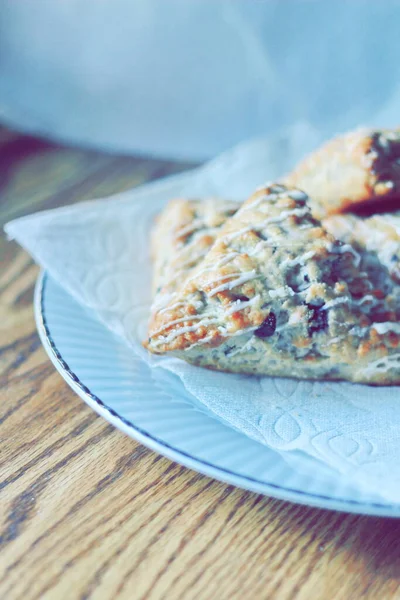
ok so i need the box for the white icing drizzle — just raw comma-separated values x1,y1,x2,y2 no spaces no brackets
280,250,316,268
319,294,377,314
162,324,202,340
153,318,219,346
248,240,270,256
381,181,394,189
328,242,361,267
361,353,400,375
222,207,310,242
298,223,314,229
372,322,400,335
261,206,310,224
192,299,205,310
208,270,258,297
158,300,184,314
184,325,260,351
162,227,220,275
321,297,348,310
274,322,294,334
153,294,260,346
154,229,239,314
348,326,369,337
269,286,295,299
223,225,260,242
224,336,257,357
151,314,204,336
183,332,216,350
347,321,400,339
356,294,376,306
224,295,260,316
242,192,277,211
244,188,307,212
247,238,306,256
325,336,345,345
172,245,210,268
188,252,239,282
176,218,207,237
287,189,308,201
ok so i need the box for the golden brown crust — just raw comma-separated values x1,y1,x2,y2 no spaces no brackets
149,197,239,322
285,127,400,218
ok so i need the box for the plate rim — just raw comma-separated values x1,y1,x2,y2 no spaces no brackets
35,271,400,517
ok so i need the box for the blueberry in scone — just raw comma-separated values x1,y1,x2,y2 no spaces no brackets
146,185,400,385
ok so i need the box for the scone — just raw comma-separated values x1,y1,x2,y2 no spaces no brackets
285,127,400,218
146,185,400,385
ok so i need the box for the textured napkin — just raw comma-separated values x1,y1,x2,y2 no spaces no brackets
6,126,400,503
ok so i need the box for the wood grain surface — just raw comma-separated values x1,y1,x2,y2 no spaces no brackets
1,126,400,600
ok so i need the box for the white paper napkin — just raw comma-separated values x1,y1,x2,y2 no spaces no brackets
6,126,400,503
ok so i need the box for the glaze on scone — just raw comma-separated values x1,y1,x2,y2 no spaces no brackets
146,185,400,385
151,197,239,309
285,127,400,218
324,212,400,285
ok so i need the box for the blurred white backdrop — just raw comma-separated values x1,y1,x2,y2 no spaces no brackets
1,0,400,160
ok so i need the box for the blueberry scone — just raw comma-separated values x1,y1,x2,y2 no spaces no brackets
146,185,400,385
285,127,400,219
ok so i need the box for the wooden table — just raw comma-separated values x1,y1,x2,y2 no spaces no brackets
1,126,400,600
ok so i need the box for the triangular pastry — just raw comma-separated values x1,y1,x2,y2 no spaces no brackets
146,185,400,384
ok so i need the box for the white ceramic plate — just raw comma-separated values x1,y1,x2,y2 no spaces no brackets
35,272,400,516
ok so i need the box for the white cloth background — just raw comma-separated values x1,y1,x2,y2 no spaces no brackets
1,0,400,160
